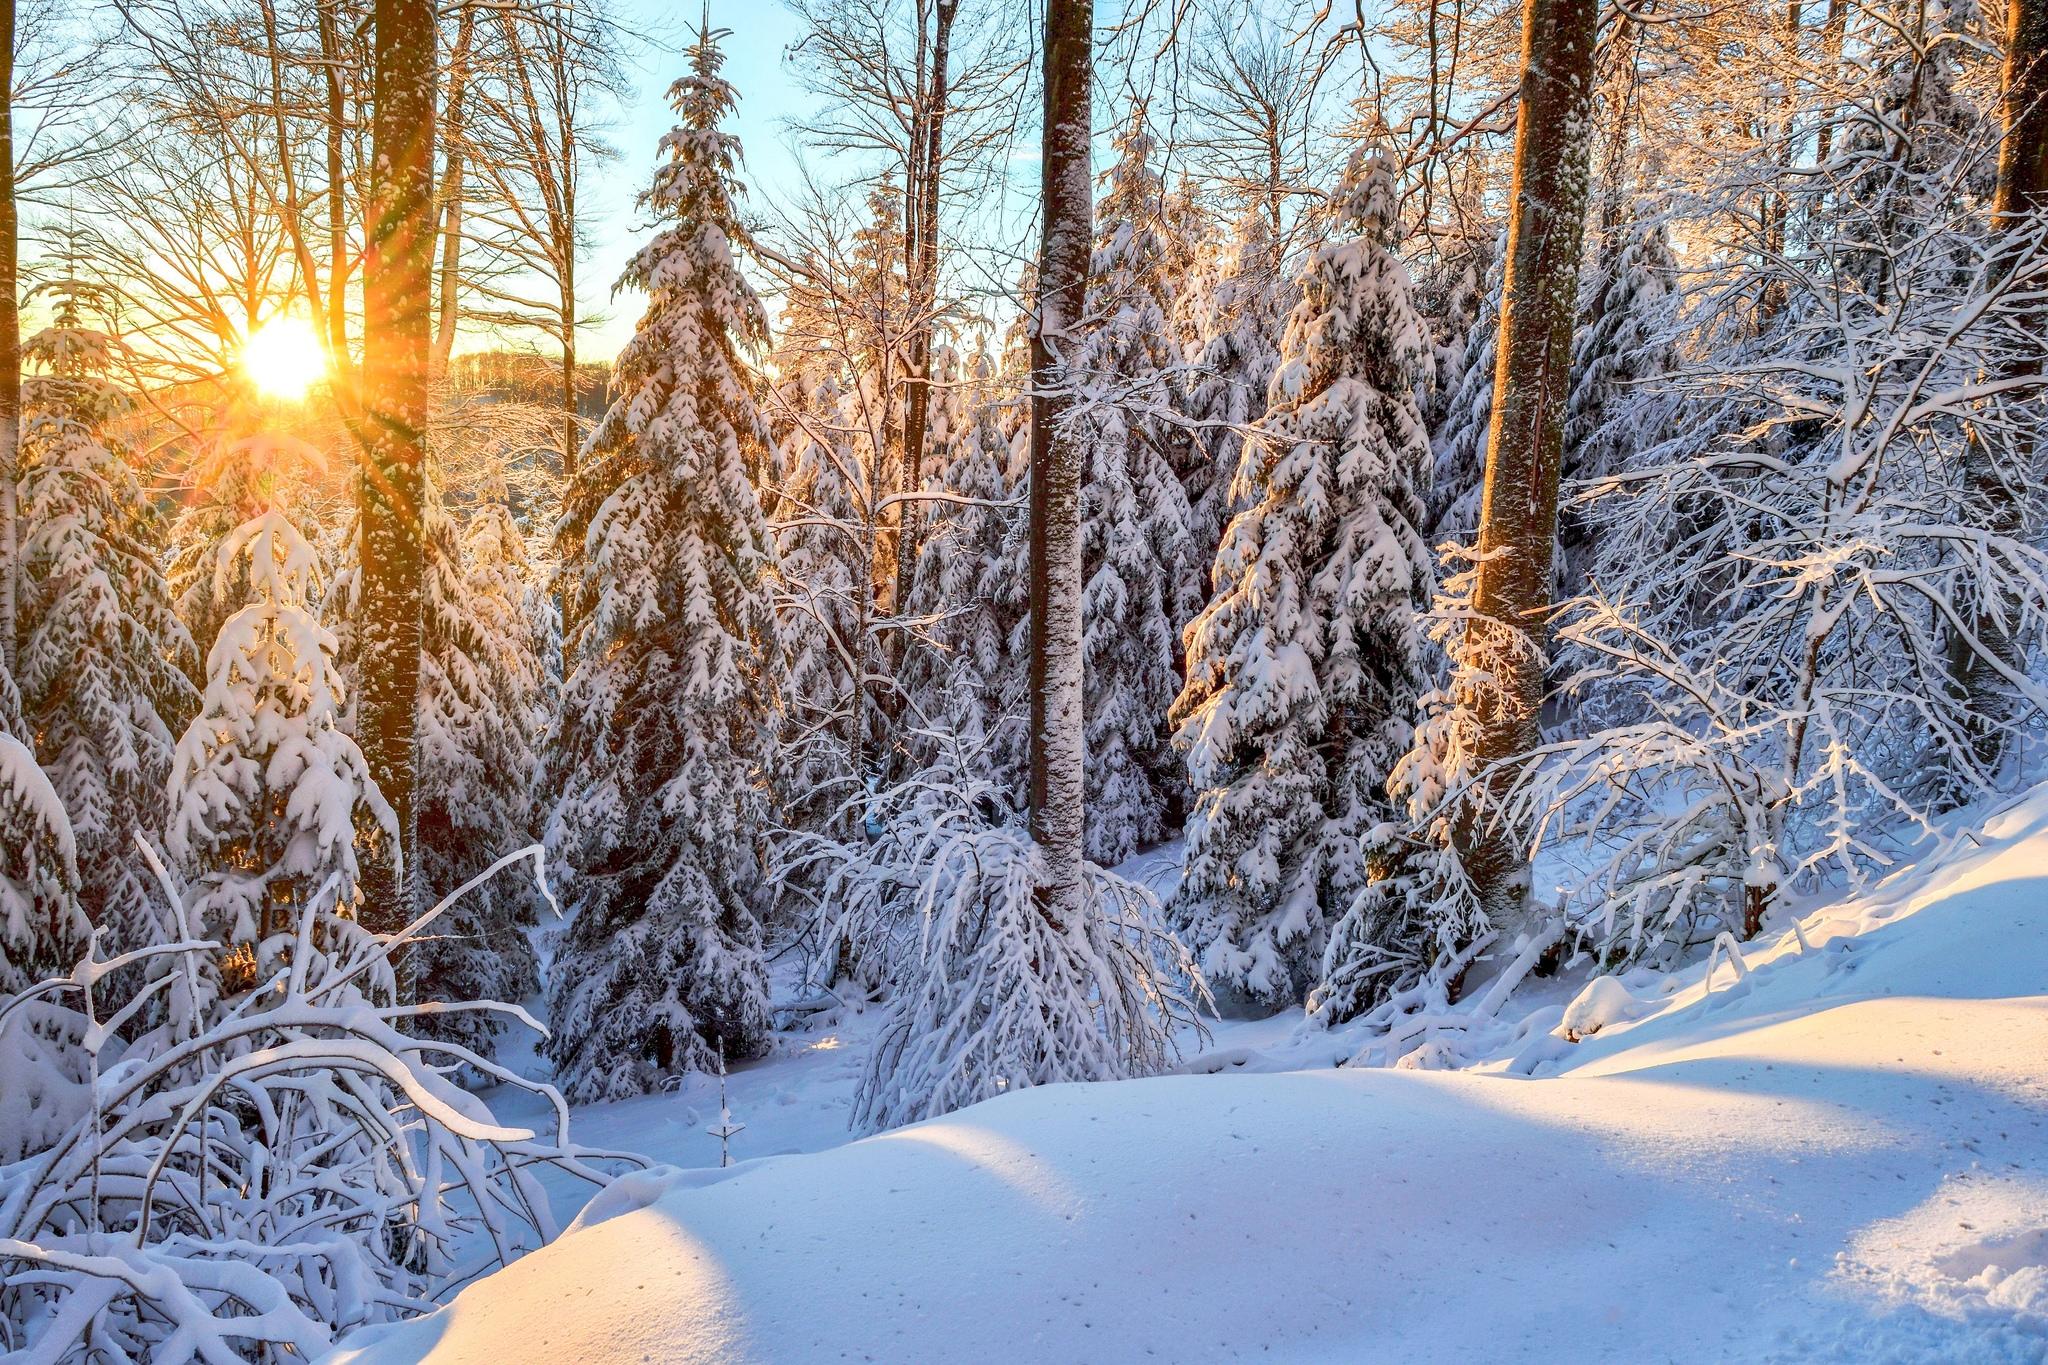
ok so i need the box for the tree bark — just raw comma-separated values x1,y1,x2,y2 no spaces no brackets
0,0,17,685
1453,0,1601,927
1030,0,1092,927
359,0,437,946
432,2,479,378
895,0,958,616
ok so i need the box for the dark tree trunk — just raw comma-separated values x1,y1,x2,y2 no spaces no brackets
895,0,959,616
1452,0,1601,927
359,0,437,948
1029,0,1092,927
1951,0,2048,776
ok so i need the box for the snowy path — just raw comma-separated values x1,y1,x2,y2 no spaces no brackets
330,809,2048,1363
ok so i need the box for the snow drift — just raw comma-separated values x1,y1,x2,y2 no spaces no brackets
328,790,2048,1364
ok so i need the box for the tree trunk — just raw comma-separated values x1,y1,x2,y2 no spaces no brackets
432,3,479,378
895,0,958,617
0,0,17,686
1952,0,2048,774
1029,0,1092,928
359,0,437,948
1452,0,1601,928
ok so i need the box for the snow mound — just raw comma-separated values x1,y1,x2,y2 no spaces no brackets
1557,974,1653,1040
328,790,2048,1364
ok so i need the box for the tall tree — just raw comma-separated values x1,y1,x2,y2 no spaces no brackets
544,25,779,1102
1031,0,1093,924
0,0,19,687
358,0,439,936
1173,151,1434,1014
1447,0,1602,931
1951,0,2048,768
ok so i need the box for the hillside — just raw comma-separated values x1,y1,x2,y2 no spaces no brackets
327,792,2048,1364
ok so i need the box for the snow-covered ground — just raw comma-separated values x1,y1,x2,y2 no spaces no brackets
329,795,2048,1364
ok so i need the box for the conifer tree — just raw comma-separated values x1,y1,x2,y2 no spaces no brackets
15,266,197,947
545,26,779,1103
0,730,85,993
1074,117,1197,864
166,514,395,989
1171,151,1434,1012
411,503,548,1055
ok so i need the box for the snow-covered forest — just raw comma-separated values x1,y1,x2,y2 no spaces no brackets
1,0,2046,1355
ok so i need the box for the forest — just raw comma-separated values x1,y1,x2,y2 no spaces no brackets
0,0,2045,1356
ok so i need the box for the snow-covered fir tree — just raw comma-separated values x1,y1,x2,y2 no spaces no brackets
1557,207,1678,597
1074,116,1199,865
411,503,548,1056
1424,235,1505,543
165,513,394,988
14,268,197,948
1181,208,1291,611
545,26,779,1103
1170,150,1434,1013
0,732,86,993
898,347,1020,779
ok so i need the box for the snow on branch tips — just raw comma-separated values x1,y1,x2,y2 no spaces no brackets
789,758,1209,1134
0,837,634,1364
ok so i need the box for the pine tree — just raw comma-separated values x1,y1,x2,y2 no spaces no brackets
411,503,548,1056
1557,208,1678,597
0,730,85,993
899,347,1018,776
15,267,197,949
1074,116,1197,865
1170,151,1434,1013
1181,208,1290,616
165,513,395,991
545,26,778,1103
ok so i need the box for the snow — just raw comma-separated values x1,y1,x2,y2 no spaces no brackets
328,789,2048,1363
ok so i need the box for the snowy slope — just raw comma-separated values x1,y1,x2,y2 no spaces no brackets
329,800,2048,1364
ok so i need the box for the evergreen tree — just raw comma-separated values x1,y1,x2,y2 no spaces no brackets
1074,117,1197,865
0,730,85,992
1558,208,1678,597
1181,208,1290,615
1171,151,1434,1013
165,513,394,990
411,503,548,1056
545,27,779,1103
899,348,1017,776
15,267,197,948
1424,238,1505,543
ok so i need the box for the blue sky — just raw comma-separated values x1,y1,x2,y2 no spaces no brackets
581,0,813,358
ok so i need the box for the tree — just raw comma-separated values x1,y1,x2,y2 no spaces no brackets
544,26,778,1103
1172,151,1434,1013
1445,0,1602,932
357,0,439,938
1074,116,1196,864
1030,0,1094,926
15,262,198,948
165,513,395,988
0,730,82,992
412,502,548,1060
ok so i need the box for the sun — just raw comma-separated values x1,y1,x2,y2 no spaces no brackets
242,315,326,401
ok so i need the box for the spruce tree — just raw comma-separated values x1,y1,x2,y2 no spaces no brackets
15,268,197,948
411,503,548,1055
0,730,85,992
1074,116,1197,865
545,26,779,1103
165,514,394,990
1171,151,1434,1013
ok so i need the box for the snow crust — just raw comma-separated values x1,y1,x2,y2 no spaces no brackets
329,790,2048,1364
